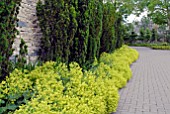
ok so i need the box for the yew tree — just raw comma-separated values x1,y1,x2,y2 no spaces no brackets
0,0,21,80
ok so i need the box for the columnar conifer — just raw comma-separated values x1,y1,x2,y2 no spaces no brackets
86,0,103,65
100,2,116,54
0,0,21,80
37,0,122,68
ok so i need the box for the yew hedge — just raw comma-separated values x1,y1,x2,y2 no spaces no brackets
36,0,122,68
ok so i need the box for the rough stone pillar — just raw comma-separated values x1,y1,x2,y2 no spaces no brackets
12,0,42,62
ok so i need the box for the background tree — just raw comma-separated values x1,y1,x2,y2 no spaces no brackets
148,0,170,27
112,0,135,18
140,17,153,30
136,0,170,29
145,28,152,42
112,0,135,48
151,29,158,42
129,31,138,43
139,27,146,41
122,24,132,42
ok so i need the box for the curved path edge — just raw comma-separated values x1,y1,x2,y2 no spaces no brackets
113,47,170,114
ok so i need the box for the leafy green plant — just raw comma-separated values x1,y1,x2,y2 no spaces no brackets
0,45,139,114
15,39,28,70
0,70,33,113
162,42,168,46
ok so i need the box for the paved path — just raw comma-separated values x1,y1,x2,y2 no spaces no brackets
113,47,170,114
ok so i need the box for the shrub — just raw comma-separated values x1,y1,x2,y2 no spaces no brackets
151,45,170,50
129,42,170,50
0,46,139,114
0,70,33,113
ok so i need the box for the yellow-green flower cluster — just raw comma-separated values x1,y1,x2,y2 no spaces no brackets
0,45,139,114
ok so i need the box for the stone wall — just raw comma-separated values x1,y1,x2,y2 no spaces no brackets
12,0,42,62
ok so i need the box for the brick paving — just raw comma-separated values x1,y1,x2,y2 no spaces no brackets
113,47,170,114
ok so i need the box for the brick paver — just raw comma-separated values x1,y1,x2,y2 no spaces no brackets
113,47,170,114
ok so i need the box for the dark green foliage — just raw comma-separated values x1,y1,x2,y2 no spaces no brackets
100,2,116,54
129,32,138,43
145,28,152,41
15,39,28,70
123,23,134,43
122,30,130,42
138,27,152,42
151,29,158,42
13,39,40,72
0,0,21,81
37,1,123,68
115,15,124,48
139,27,145,40
167,31,170,43
86,0,103,66
37,0,78,65
70,0,90,66
37,0,104,67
